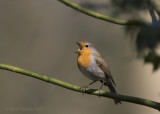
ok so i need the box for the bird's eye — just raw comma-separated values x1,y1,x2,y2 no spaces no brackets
85,45,89,47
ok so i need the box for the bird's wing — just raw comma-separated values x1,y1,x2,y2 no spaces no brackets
93,53,116,86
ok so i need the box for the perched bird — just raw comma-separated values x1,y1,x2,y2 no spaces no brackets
75,41,121,104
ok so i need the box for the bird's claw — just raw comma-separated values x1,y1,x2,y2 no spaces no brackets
80,86,88,95
97,89,101,98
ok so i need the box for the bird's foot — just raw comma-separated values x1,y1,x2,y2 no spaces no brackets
80,81,98,95
97,88,102,98
80,85,89,95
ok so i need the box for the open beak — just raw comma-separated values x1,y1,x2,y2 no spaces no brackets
76,42,80,46
75,42,80,53
75,51,78,53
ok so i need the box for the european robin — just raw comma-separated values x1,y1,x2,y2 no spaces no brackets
76,41,121,104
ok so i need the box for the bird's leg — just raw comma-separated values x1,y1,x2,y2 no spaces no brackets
97,81,105,97
81,80,97,94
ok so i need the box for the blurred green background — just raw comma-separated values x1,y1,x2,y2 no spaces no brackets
0,0,160,114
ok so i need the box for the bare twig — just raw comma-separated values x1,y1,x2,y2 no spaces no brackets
58,0,149,26
147,0,157,23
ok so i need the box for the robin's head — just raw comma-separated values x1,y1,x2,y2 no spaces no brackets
76,41,94,55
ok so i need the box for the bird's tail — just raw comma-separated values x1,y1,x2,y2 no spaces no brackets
102,81,121,105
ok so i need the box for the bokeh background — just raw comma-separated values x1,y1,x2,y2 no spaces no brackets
0,0,160,114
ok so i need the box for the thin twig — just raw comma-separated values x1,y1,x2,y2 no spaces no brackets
151,2,160,17
58,0,149,26
147,0,157,23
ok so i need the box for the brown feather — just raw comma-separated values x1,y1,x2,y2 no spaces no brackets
93,53,116,86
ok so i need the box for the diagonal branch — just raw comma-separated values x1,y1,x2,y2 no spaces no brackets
0,64,160,111
58,0,149,26
153,7,160,17
146,0,157,23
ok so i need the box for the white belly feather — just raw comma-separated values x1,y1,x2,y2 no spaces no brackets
79,54,105,81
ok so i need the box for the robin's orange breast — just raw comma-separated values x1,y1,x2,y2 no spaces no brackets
77,54,91,69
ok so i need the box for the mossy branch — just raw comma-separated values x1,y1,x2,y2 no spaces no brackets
147,0,157,23
0,64,160,111
58,0,149,26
